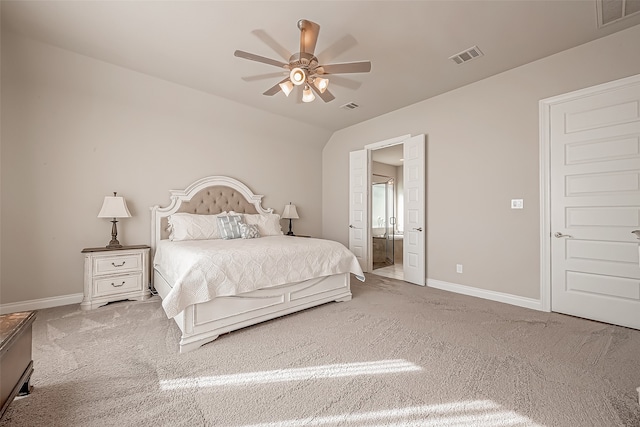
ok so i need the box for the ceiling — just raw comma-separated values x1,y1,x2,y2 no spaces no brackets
2,1,640,132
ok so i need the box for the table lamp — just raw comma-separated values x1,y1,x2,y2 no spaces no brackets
282,203,299,236
98,192,131,248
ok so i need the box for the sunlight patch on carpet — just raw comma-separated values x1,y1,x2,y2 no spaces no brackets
159,359,421,390
237,400,544,427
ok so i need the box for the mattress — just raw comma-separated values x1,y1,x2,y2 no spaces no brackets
154,236,364,318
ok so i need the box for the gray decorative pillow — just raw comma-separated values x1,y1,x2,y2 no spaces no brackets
217,215,244,240
240,223,260,239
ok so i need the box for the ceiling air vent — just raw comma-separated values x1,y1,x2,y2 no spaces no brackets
597,0,640,27
449,46,483,65
340,102,359,110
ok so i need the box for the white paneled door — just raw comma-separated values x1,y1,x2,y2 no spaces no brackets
550,77,640,329
349,150,368,271
403,135,426,286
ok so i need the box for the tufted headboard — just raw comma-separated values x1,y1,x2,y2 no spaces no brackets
150,176,273,250
173,185,259,215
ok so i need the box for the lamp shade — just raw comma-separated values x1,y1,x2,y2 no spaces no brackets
279,80,294,97
98,195,131,218
314,77,329,93
302,85,315,103
282,204,299,219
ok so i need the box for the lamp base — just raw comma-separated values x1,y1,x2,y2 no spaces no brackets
106,219,122,249
286,218,295,236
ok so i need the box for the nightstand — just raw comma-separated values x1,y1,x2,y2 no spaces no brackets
80,245,150,310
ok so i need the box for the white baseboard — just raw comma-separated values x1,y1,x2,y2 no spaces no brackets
0,293,83,315
0,282,543,315
427,279,543,311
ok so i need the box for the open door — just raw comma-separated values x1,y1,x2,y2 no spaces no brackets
403,135,426,285
349,150,369,271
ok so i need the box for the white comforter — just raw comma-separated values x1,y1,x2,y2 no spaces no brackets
154,236,364,318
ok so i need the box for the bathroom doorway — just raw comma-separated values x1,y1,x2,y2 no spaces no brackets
371,145,404,280
372,176,395,268
349,133,425,284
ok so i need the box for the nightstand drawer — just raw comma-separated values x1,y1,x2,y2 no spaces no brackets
93,253,142,275
94,274,142,297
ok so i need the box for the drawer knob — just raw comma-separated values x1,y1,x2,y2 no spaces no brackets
111,281,125,288
112,261,126,267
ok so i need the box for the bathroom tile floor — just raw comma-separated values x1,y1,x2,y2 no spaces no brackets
371,263,403,280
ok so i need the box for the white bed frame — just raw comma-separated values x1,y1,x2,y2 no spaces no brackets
150,176,352,353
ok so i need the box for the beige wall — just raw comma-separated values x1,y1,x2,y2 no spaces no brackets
0,32,331,304
322,24,640,300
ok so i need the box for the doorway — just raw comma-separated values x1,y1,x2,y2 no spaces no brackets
371,145,404,280
348,134,426,286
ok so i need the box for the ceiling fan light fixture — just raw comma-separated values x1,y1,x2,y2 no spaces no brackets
279,80,294,97
314,77,329,93
290,67,306,86
302,85,315,103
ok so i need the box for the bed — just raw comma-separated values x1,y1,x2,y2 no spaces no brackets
150,176,364,353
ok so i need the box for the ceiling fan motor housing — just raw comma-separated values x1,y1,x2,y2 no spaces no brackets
289,52,319,71
289,52,321,86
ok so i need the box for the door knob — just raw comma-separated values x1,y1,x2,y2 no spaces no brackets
554,232,573,238
632,230,640,239
349,225,355,229
413,227,423,232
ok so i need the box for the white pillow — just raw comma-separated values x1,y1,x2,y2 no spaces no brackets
244,213,283,236
168,212,227,241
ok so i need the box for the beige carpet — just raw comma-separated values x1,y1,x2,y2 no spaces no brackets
2,273,639,426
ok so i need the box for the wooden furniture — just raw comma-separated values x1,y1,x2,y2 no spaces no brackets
0,311,36,419
151,176,353,353
81,245,150,310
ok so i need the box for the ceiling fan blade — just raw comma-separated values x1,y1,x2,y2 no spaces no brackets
309,83,335,103
318,61,371,74
327,75,362,90
234,50,289,69
252,29,292,61
316,34,357,63
296,85,303,104
242,72,288,82
263,78,290,96
297,19,321,56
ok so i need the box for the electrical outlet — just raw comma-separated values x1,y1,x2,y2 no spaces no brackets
511,199,524,209
456,264,463,274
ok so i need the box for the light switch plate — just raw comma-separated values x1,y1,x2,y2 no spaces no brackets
511,199,524,209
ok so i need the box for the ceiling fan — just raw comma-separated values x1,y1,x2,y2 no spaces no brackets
234,19,371,103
